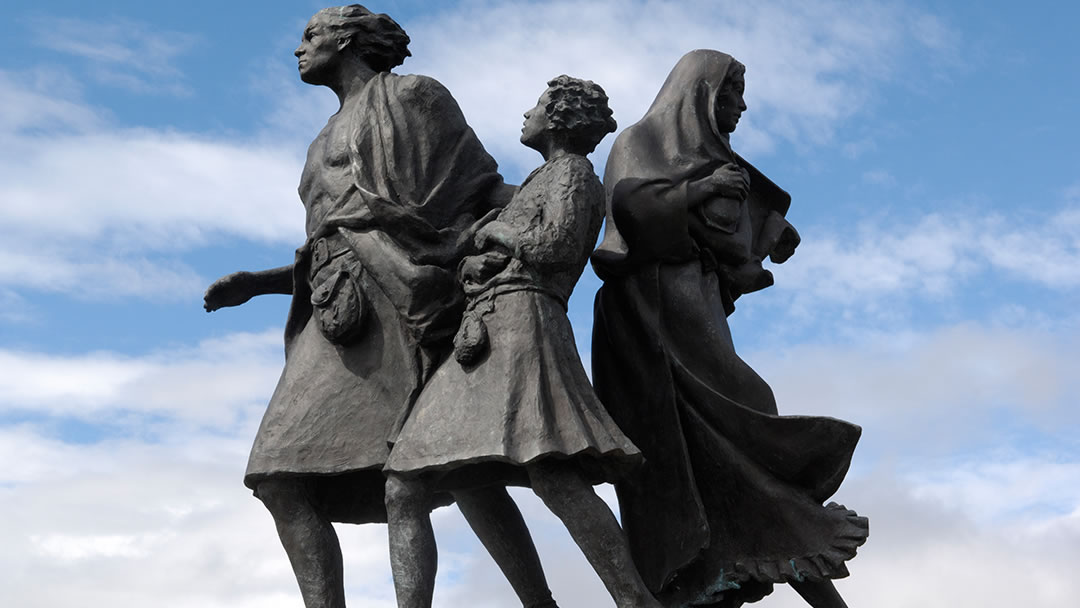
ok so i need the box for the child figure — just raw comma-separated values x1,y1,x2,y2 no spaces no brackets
384,76,659,608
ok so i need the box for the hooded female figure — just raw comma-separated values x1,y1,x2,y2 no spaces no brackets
592,50,868,607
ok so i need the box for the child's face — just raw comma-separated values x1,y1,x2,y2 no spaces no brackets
520,90,552,149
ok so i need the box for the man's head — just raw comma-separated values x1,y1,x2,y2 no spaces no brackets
521,75,617,156
295,5,411,85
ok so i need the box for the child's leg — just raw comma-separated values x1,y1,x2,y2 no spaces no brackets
385,473,437,608
454,485,559,608
526,461,661,608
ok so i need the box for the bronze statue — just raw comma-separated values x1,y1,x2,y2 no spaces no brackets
384,76,660,608
592,50,869,608
205,6,558,608
206,7,868,605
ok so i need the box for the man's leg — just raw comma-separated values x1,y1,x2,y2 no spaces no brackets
527,461,661,608
453,486,559,608
256,478,345,608
385,473,437,608
791,579,849,608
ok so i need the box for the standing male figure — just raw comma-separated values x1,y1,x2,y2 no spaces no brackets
205,6,557,608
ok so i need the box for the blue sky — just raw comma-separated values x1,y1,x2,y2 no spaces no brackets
1,1,1078,606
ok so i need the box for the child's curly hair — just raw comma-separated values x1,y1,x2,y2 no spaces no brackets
542,75,617,154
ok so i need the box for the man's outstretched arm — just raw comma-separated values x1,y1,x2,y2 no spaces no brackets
204,265,293,312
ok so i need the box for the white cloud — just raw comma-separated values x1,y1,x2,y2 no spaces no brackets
1,0,960,302
0,288,36,324
32,532,166,561
0,68,306,300
799,464,1080,608
0,68,101,133
767,204,1080,321
0,330,283,428
0,250,205,300
752,322,1079,445
2,422,1077,608
0,126,305,246
1,319,1077,608
910,459,1080,525
404,0,955,173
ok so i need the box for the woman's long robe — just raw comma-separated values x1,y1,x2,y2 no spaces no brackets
592,50,868,606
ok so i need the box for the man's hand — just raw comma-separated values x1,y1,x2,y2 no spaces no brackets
204,271,257,312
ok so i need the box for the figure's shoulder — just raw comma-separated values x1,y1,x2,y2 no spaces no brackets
556,154,601,188
378,72,455,103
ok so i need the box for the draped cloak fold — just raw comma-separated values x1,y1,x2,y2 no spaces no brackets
592,50,867,606
244,73,505,524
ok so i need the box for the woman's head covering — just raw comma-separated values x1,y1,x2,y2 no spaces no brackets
593,50,794,278
614,50,739,184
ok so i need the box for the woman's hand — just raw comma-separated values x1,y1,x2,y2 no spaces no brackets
204,271,257,312
708,163,750,200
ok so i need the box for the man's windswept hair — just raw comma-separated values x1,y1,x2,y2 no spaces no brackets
317,4,411,72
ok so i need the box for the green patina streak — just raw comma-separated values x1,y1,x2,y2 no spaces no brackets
678,569,745,607
790,559,806,582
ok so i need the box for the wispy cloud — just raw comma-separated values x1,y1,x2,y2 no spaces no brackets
1,319,1076,607
4,421,1076,608
862,168,897,186
0,330,283,428
0,69,305,301
767,204,1080,322
0,0,961,302
0,69,101,134
403,0,957,173
750,322,1080,458
26,16,199,95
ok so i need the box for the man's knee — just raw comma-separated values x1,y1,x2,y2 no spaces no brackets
256,477,311,519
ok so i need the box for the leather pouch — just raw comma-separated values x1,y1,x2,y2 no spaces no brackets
310,264,367,345
453,309,489,366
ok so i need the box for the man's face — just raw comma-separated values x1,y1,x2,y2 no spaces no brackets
295,15,342,85
713,72,747,134
520,90,552,150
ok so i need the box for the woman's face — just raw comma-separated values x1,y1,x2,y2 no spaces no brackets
713,71,747,134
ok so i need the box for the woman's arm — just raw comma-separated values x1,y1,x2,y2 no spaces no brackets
204,264,294,312
685,162,749,208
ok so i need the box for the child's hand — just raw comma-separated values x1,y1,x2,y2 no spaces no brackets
475,220,519,253
460,251,511,284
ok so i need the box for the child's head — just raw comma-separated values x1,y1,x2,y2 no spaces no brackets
520,75,617,156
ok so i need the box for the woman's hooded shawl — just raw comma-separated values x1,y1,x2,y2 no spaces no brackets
593,49,798,288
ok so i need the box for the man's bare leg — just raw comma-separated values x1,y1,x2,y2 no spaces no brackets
385,474,438,608
454,486,559,608
527,461,661,608
256,478,346,608
791,579,849,608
